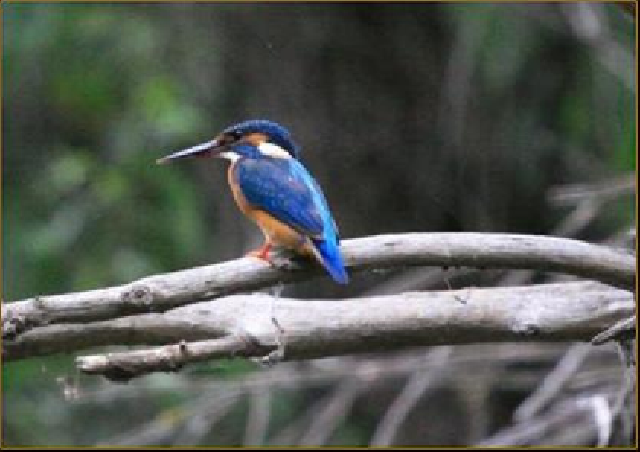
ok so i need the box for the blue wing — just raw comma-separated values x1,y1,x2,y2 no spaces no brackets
234,158,333,239
234,157,348,284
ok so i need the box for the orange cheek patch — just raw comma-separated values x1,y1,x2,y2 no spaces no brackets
243,133,269,146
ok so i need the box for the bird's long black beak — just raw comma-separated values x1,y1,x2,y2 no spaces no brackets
156,139,224,164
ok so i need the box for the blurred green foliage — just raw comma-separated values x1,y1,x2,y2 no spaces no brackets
2,2,634,446
3,3,211,300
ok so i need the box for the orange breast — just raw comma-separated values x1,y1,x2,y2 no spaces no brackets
227,162,310,251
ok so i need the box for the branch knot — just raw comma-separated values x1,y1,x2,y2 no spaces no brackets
121,284,154,309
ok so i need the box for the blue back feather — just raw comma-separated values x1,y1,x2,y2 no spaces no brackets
234,154,348,284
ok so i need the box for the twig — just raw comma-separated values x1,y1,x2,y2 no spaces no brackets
99,388,242,446
3,233,635,340
547,173,635,207
243,388,271,446
514,343,592,422
171,392,241,446
478,397,606,446
561,4,635,92
370,347,452,446
610,344,636,446
298,378,363,446
267,386,329,446
591,316,636,345
581,395,612,446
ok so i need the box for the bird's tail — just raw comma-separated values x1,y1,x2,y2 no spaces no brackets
311,238,349,284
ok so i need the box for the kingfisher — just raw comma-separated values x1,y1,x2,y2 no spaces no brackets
157,119,349,284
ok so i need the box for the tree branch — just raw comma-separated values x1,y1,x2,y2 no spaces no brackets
5,281,629,379
3,233,635,340
591,316,636,345
76,336,276,382
547,173,635,206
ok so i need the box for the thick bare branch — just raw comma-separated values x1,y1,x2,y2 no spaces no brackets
5,282,631,363
3,233,635,340
10,281,627,379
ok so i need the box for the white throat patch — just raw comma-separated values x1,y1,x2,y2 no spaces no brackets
258,142,291,159
219,151,240,162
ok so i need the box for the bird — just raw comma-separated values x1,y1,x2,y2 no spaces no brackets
156,119,349,284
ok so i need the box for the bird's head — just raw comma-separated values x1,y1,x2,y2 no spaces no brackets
156,119,300,164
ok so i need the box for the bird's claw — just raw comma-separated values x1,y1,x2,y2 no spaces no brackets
247,246,308,273
246,242,276,265
246,250,275,265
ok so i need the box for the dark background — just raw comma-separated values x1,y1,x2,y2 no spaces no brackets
2,2,635,446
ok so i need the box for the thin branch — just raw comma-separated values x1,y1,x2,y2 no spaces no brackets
3,233,635,340
99,388,242,446
298,378,363,446
243,388,271,446
514,343,592,422
478,397,606,446
370,347,452,446
268,385,336,446
547,173,635,206
171,392,241,446
76,336,276,382
610,343,636,446
591,316,636,345
4,281,631,362
561,4,635,92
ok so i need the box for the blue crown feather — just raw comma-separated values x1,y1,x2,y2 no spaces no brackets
224,119,301,159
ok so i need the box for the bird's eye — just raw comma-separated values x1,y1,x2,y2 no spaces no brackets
219,131,241,145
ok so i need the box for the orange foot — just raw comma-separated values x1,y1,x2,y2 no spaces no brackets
246,242,273,263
